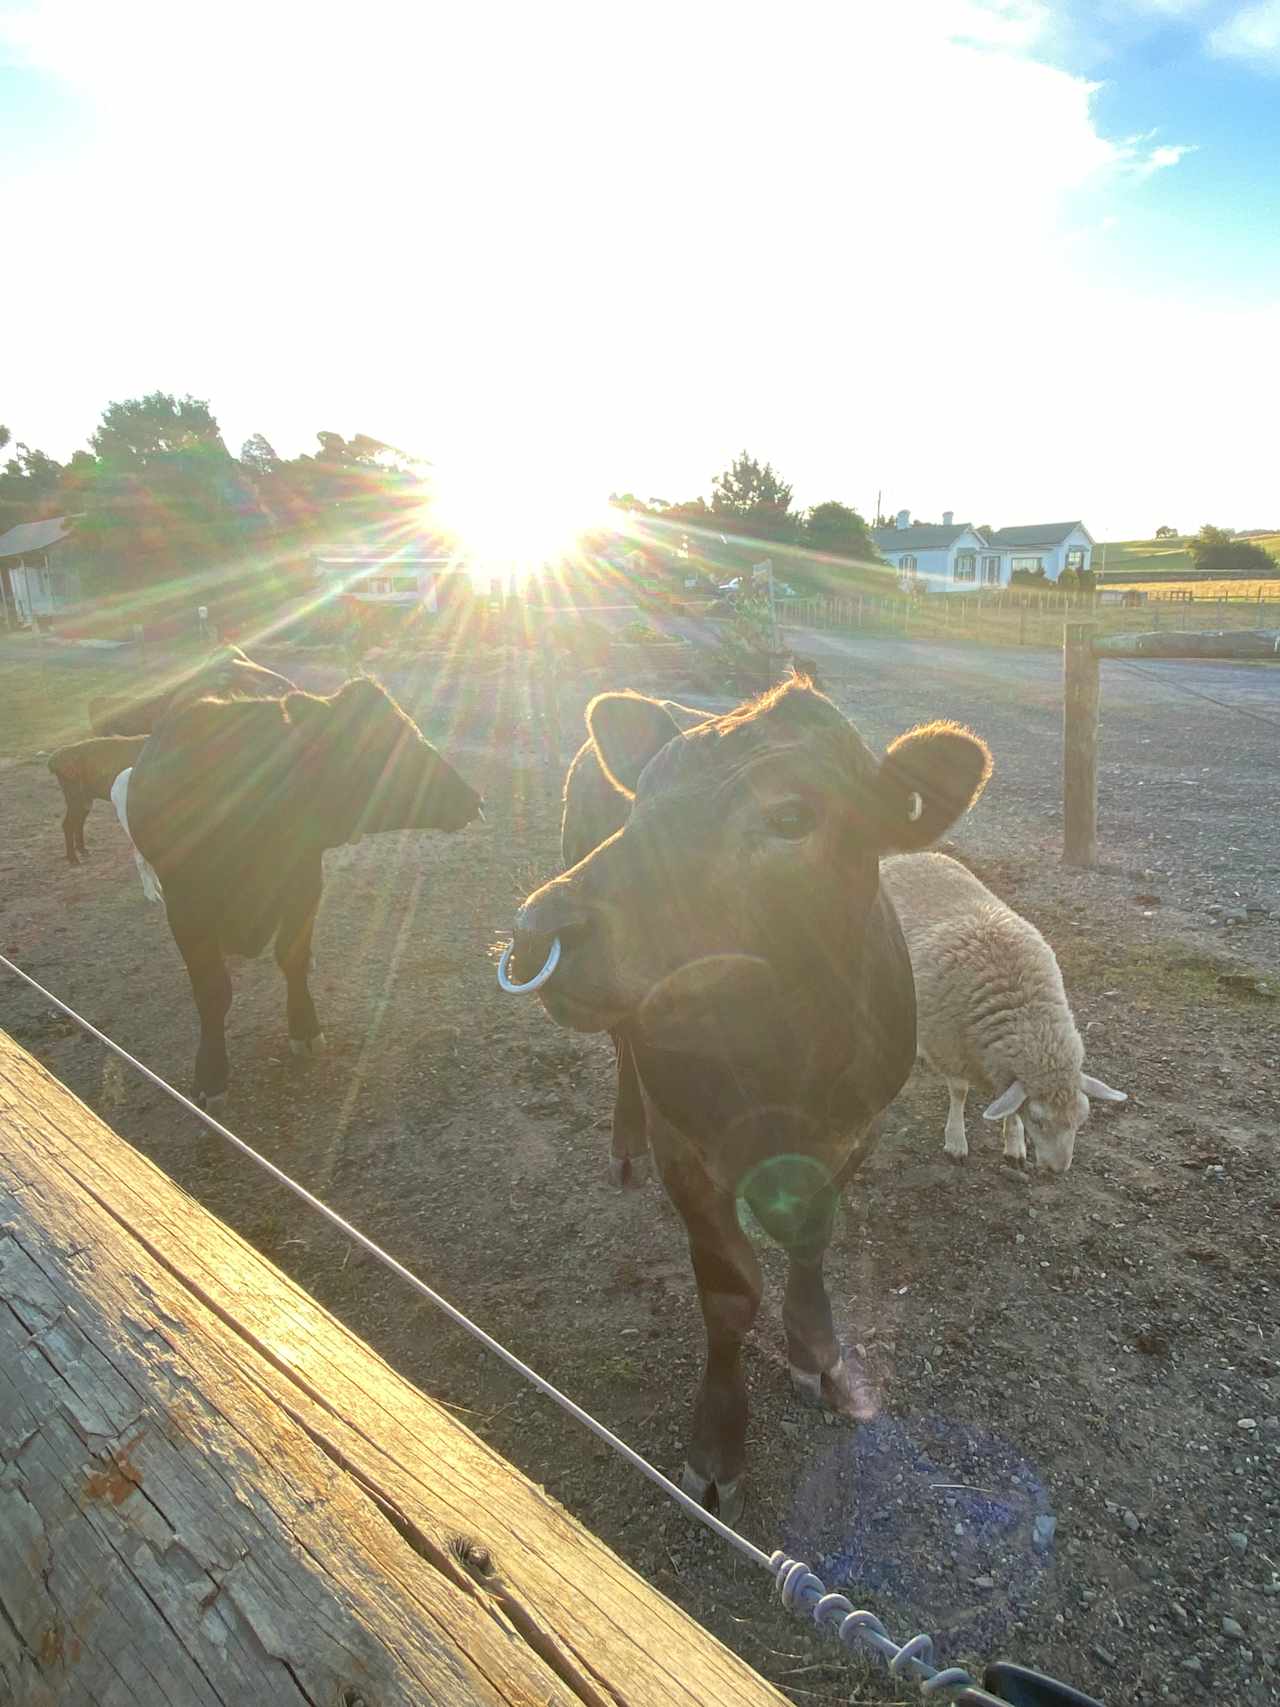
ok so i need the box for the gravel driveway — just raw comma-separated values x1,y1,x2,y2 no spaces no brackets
779,628,1280,973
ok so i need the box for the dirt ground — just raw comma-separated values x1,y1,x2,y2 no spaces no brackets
1,636,1278,1706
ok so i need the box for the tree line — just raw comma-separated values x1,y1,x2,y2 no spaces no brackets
611,451,879,576
0,396,428,605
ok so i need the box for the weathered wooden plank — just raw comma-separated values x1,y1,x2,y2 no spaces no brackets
0,1031,788,1707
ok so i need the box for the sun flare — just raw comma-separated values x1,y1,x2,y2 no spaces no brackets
430,457,615,579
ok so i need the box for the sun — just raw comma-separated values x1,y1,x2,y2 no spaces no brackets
430,456,614,579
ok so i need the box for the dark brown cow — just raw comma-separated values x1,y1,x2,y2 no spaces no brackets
127,677,482,1106
510,677,990,1519
48,734,149,864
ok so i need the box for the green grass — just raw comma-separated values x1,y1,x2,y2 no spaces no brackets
1097,534,1280,582
0,653,132,757
1097,538,1195,578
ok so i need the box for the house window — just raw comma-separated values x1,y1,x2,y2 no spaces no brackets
1065,548,1086,573
982,555,1000,584
897,553,917,591
393,576,419,594
369,577,391,595
954,551,976,583
1011,556,1043,575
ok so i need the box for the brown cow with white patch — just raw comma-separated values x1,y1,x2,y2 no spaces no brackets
127,676,482,1106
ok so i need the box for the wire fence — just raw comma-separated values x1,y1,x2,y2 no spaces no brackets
0,950,1104,1706
775,589,1280,651
1102,656,1280,732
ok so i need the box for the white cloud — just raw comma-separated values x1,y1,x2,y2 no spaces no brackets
1118,0,1213,15
0,0,1261,540
1129,140,1199,177
1209,1,1280,67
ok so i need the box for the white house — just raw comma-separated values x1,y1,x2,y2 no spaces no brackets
0,516,84,628
872,510,1094,592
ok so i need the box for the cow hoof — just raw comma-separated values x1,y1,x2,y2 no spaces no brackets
680,1462,744,1529
789,1365,825,1404
195,1091,228,1115
609,1153,652,1191
289,1033,327,1057
791,1358,877,1420
1002,1154,1027,1171
945,1150,967,1166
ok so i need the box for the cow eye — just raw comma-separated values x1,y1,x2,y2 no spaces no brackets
766,802,817,840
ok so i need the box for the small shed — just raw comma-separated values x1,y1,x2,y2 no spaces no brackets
0,516,83,629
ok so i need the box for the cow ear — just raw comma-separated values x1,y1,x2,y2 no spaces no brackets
877,720,992,850
587,692,683,798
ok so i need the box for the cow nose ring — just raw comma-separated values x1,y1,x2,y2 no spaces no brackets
497,936,562,994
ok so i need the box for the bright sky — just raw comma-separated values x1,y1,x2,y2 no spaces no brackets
2,0,1278,543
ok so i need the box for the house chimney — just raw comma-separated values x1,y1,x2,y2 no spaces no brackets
942,510,954,527
895,509,910,529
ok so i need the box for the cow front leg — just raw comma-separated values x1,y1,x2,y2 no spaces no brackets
168,902,232,1107
784,1249,877,1418
661,1158,761,1527
766,1172,872,1417
276,861,325,1056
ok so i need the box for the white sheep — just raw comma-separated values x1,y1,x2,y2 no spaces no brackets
881,851,1125,1174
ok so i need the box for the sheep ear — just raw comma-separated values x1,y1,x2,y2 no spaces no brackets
983,1080,1026,1121
1082,1074,1126,1103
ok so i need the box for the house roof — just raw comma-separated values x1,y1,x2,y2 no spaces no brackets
984,521,1087,547
871,523,978,551
0,516,74,559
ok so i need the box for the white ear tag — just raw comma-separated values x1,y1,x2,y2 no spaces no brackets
906,791,923,822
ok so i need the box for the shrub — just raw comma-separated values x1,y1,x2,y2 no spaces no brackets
1057,567,1097,595
1189,525,1278,577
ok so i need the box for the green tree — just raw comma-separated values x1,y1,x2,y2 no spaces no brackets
709,451,797,541
72,393,265,600
804,500,877,562
91,392,227,465
1155,525,1178,539
240,433,281,475
0,436,65,531
1189,524,1277,577
257,430,428,547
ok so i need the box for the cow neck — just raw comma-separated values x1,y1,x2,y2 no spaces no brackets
283,703,362,846
628,967,862,1140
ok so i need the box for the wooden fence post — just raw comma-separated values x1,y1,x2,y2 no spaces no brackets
1063,621,1100,867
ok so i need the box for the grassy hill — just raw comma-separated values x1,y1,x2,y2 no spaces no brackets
1097,533,1279,582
